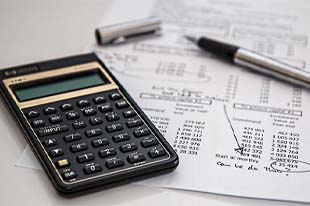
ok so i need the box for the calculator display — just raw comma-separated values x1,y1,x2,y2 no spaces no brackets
13,70,108,102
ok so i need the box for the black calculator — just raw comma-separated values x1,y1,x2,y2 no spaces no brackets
0,53,178,193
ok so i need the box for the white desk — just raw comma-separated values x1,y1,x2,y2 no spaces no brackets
0,1,307,205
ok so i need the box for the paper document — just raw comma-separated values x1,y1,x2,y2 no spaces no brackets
93,0,310,203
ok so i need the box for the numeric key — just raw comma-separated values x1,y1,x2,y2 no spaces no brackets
120,143,138,153
64,133,81,142
85,128,102,138
84,163,102,174
99,148,117,158
92,138,109,147
70,142,88,153
106,123,123,133
113,133,130,142
77,153,95,163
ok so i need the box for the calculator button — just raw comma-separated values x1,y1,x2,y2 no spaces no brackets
149,147,166,158
31,119,45,128
141,136,158,148
77,99,90,107
64,133,81,142
113,133,130,143
77,153,95,163
133,127,150,137
106,123,123,133
70,142,88,153
49,148,64,157
126,118,143,128
56,159,70,168
49,115,63,124
115,100,129,109
128,153,146,164
99,103,113,113
89,116,103,125
26,110,39,118
60,103,73,111
120,143,138,153
99,148,117,158
106,158,124,169
72,120,87,129
106,112,120,122
85,128,102,138
92,138,109,148
83,107,97,116
109,92,121,100
62,170,77,180
93,96,106,104
84,163,102,174
123,110,136,118
44,107,57,114
66,111,80,120
38,125,69,137
42,138,57,147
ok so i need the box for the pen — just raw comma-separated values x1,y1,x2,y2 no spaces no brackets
185,35,310,88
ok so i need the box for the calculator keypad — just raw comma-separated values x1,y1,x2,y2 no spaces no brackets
23,89,169,183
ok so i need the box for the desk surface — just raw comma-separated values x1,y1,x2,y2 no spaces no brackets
0,1,307,205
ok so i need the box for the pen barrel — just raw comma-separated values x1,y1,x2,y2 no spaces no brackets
234,48,310,87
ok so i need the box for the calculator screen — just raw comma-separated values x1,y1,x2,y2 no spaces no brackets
13,69,109,102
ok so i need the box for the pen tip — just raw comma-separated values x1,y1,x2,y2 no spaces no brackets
184,34,198,44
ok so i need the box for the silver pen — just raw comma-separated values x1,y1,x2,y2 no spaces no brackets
185,35,310,88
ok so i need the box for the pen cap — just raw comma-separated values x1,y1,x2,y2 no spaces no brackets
95,16,161,45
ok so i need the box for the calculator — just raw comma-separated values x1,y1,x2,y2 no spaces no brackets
0,53,178,193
